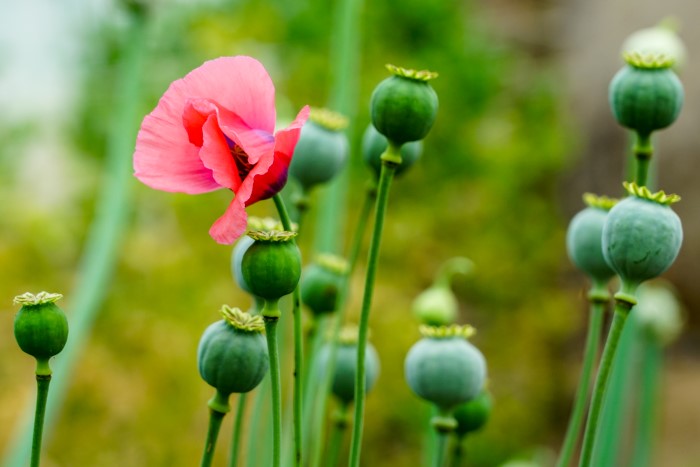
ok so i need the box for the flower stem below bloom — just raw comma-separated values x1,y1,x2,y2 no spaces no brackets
228,393,247,467
272,193,303,467
201,404,227,467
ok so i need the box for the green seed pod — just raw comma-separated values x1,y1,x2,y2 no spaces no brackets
241,231,301,301
231,217,286,296
300,254,347,316
609,53,683,137
289,108,349,191
13,292,68,366
197,306,269,396
566,194,617,284
602,183,682,290
453,389,492,437
317,328,380,405
370,65,439,146
635,281,683,346
361,124,422,177
404,325,486,412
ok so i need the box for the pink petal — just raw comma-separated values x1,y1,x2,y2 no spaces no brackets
248,106,310,205
134,110,219,194
197,114,242,190
209,196,248,245
180,56,276,133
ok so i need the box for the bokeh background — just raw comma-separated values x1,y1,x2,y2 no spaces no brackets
1,0,699,466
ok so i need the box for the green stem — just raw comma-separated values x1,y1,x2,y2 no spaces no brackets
302,316,328,453
633,132,652,187
324,405,349,467
272,193,303,467
307,186,375,467
30,372,51,467
3,11,150,467
433,432,448,467
578,298,634,467
228,393,247,467
555,289,608,467
631,337,663,467
264,314,283,467
201,407,227,467
348,149,399,467
449,436,465,467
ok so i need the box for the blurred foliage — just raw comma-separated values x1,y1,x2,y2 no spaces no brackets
0,0,584,466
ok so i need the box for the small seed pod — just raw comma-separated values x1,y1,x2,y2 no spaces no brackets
635,281,683,346
370,65,439,146
241,230,301,301
13,292,68,367
566,194,617,285
413,257,473,326
453,389,492,437
289,108,349,191
361,124,423,177
602,183,682,291
231,217,286,297
197,306,269,397
405,325,486,412
300,254,348,316
609,52,683,137
317,327,380,405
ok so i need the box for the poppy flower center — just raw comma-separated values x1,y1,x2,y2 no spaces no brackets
225,136,255,179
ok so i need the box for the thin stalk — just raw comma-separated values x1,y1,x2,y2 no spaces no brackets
201,407,227,467
272,193,303,467
3,11,150,467
630,337,662,467
578,299,633,467
324,405,349,467
592,313,640,466
306,185,375,467
433,432,448,467
30,370,51,467
449,437,465,467
555,289,608,467
264,313,283,467
633,132,652,187
302,316,328,453
348,151,399,467
228,393,247,467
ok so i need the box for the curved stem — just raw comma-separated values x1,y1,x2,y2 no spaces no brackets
555,294,607,467
324,405,349,467
264,314,283,467
578,298,633,467
228,393,247,467
272,193,304,467
201,408,227,467
348,151,398,467
30,373,51,467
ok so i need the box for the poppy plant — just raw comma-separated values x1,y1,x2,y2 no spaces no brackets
134,56,309,244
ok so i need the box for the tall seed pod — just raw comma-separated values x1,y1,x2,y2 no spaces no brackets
362,124,423,177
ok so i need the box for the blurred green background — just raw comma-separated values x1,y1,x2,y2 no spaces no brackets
1,0,699,466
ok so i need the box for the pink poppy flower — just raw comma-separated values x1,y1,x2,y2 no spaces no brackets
134,56,309,244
